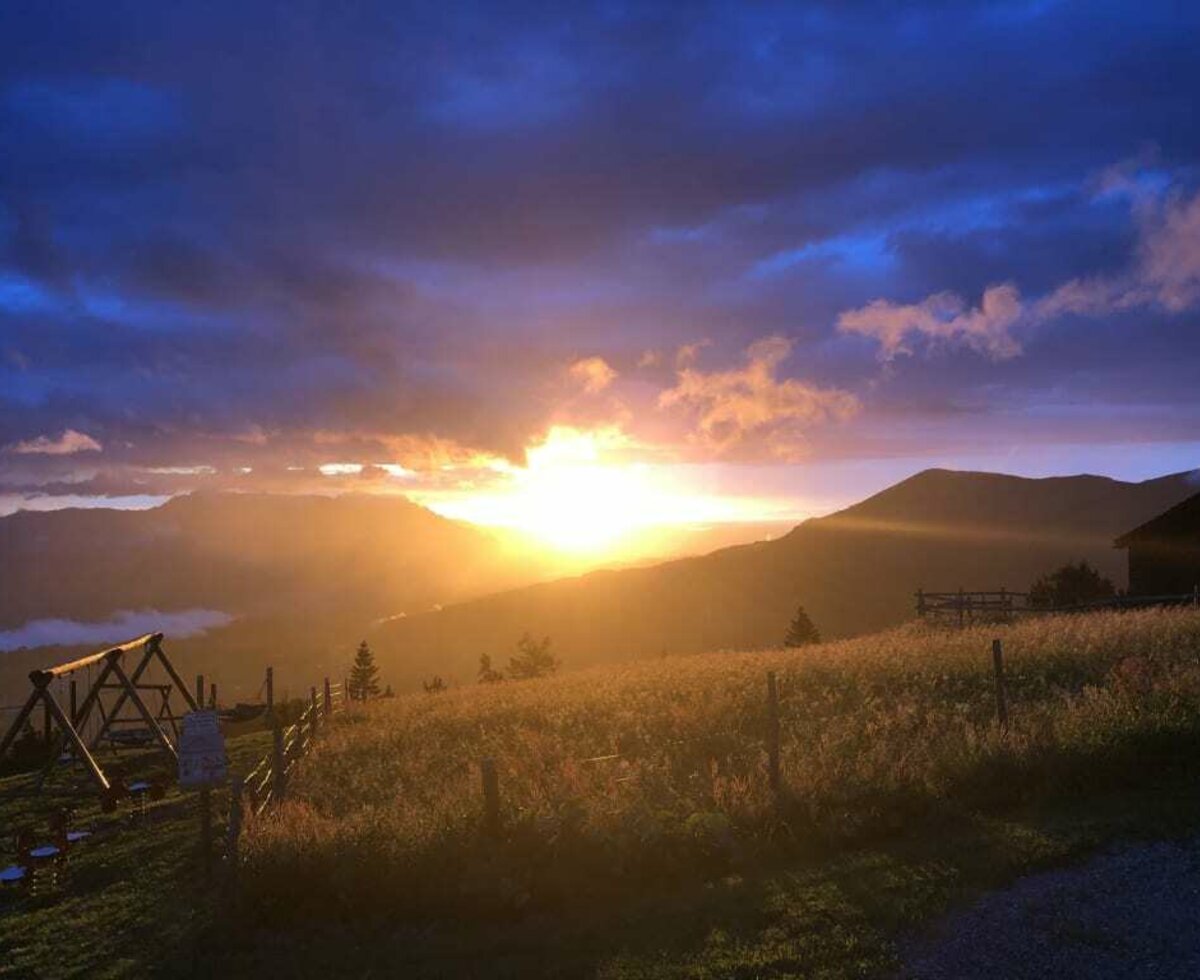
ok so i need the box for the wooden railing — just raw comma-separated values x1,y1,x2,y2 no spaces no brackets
225,678,348,870
917,587,1200,625
238,679,347,819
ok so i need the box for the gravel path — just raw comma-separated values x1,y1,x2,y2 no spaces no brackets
900,837,1200,979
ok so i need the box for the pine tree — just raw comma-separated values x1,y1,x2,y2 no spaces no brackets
783,605,821,647
348,640,381,701
477,653,504,684
507,632,559,680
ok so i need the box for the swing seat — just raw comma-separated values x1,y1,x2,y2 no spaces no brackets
104,728,157,747
0,865,26,886
219,703,266,723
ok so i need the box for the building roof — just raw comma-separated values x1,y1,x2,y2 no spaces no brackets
1115,490,1200,548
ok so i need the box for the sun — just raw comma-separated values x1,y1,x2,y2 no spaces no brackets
421,425,772,558
503,430,652,552
440,427,651,554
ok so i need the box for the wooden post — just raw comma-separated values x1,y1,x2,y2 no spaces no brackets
110,659,177,760
766,671,781,796
40,687,111,793
271,723,286,803
992,639,1009,732
957,587,965,629
199,788,213,878
69,680,78,723
195,674,204,707
323,678,332,716
916,588,925,616
310,687,318,738
265,666,274,715
209,683,217,709
481,757,500,837
227,776,244,869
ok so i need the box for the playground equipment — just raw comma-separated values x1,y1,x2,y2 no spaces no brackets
0,633,198,799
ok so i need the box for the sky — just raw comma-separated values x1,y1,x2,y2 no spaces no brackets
2,1,1199,549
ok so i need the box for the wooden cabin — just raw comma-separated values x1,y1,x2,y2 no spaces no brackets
1114,491,1200,596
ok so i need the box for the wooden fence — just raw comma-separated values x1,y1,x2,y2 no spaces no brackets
236,679,347,824
916,587,1200,626
468,646,1016,837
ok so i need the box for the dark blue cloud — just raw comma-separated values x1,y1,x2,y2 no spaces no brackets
1,0,1199,491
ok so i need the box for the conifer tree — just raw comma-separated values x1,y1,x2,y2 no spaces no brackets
783,605,821,647
507,632,559,680
477,653,504,684
348,640,381,701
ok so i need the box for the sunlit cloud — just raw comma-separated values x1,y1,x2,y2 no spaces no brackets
568,356,617,393
840,161,1200,364
658,337,860,461
838,283,1023,362
1038,172,1200,318
9,429,103,455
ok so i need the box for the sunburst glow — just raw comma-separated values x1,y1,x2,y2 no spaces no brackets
426,426,772,556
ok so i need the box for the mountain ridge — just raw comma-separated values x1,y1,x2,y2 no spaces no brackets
370,466,1200,687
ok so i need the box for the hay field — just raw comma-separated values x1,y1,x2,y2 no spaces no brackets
241,608,1200,922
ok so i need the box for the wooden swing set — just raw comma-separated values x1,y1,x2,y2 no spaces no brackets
0,632,198,797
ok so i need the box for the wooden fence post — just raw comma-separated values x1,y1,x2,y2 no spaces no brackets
344,675,351,706
209,683,217,709
992,638,1009,731
309,688,318,740
272,722,286,803
199,787,213,878
766,671,781,796
195,674,204,708
481,757,500,837
323,678,332,716
265,666,274,715
226,776,244,870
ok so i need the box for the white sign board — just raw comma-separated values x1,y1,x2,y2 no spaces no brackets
178,709,228,788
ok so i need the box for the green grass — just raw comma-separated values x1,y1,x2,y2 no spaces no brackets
207,773,1200,978
0,730,271,979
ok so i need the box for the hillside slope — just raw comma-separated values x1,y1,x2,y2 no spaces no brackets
0,491,545,630
373,468,1200,685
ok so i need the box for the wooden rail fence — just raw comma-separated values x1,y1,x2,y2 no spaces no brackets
916,587,1200,626
230,678,348,859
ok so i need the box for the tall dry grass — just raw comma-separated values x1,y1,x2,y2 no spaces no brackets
240,608,1200,921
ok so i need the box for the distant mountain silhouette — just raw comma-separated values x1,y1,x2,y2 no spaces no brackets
0,492,541,631
372,468,1200,686
0,493,788,701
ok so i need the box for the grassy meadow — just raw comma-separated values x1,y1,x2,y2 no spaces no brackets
239,608,1200,938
